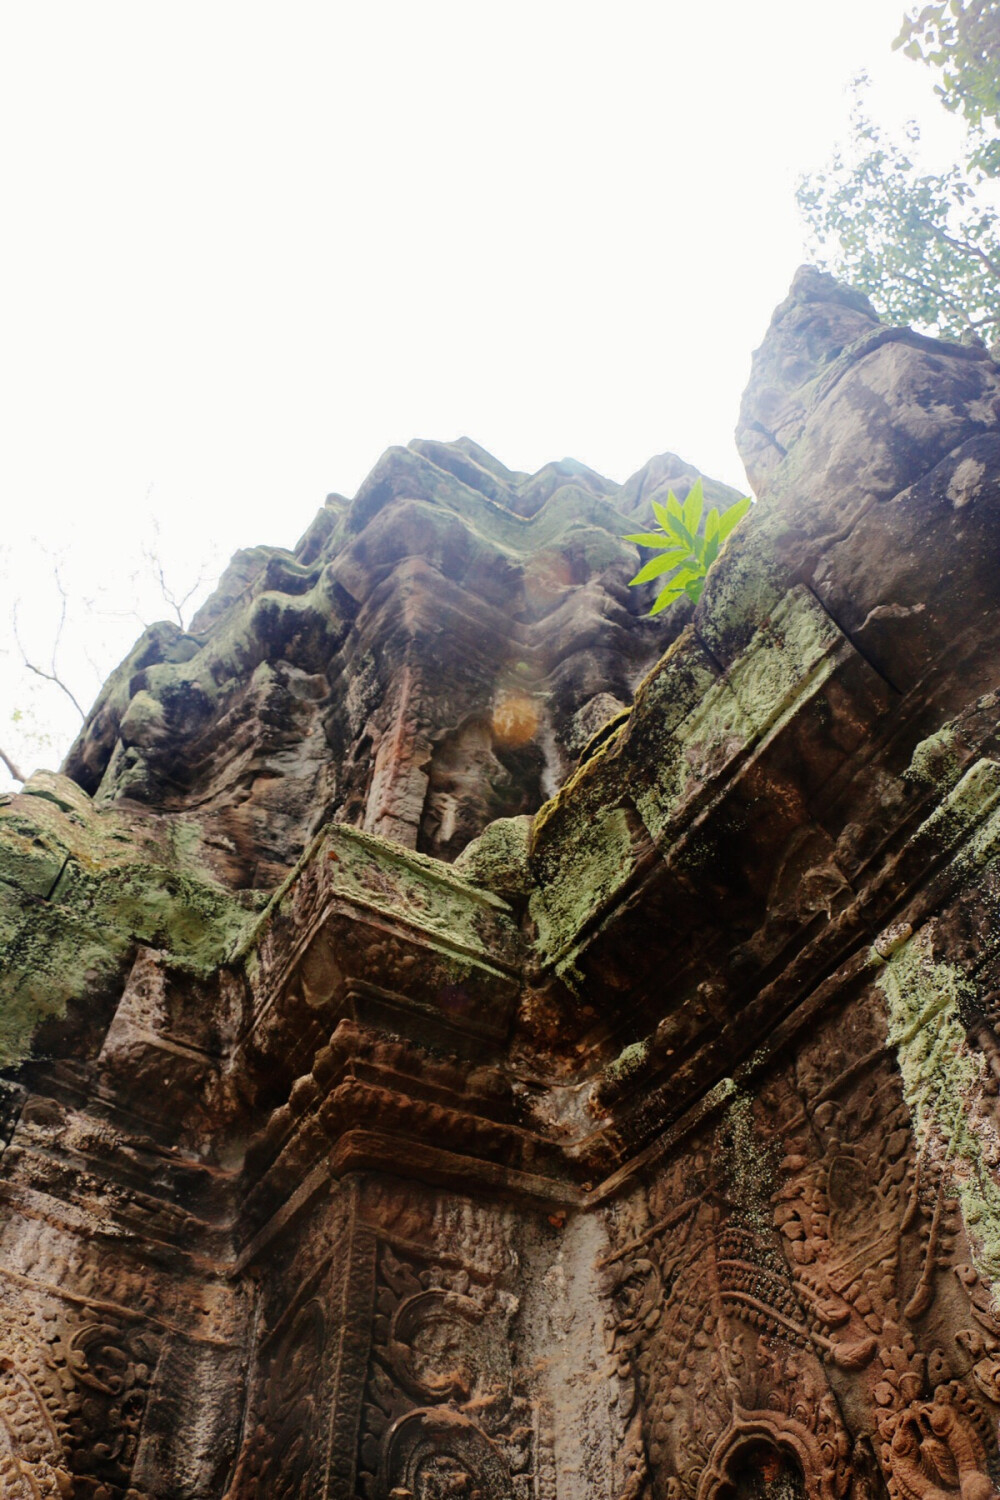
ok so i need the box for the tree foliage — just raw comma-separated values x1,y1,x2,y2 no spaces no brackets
798,2,1000,345
895,0,1000,176
625,481,752,616
797,80,1000,344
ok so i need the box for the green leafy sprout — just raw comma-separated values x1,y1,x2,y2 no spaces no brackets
625,480,752,616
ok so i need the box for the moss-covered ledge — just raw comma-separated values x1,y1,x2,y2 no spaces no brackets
235,820,525,1071
0,771,262,1069
525,585,890,985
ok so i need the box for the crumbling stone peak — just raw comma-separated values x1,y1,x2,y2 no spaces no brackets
64,440,739,880
1,267,1000,1499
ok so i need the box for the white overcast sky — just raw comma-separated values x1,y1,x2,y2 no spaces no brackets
0,1,973,788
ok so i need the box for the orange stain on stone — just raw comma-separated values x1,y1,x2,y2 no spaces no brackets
491,694,539,748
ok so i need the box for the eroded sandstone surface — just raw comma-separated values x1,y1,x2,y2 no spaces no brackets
64,441,738,878
0,269,999,1500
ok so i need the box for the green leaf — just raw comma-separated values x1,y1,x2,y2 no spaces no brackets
649,563,703,614
650,582,685,615
702,534,720,570
661,565,699,591
628,549,691,585
652,498,695,550
682,478,704,537
651,498,683,540
717,495,752,542
704,508,720,545
623,530,672,547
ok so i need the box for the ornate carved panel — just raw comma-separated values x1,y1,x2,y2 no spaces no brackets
358,1241,532,1500
603,988,1000,1500
0,1286,163,1499
225,1185,376,1500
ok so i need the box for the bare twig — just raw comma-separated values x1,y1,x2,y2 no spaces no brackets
17,653,85,719
12,596,86,722
142,516,206,629
0,745,24,783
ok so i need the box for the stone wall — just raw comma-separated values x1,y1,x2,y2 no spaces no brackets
0,269,998,1499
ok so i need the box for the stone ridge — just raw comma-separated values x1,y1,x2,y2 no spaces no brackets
64,438,741,885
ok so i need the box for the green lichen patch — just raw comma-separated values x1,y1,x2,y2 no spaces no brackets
722,585,841,731
117,689,168,749
67,561,353,801
577,710,631,768
905,722,964,792
878,927,1000,1297
0,889,129,1065
715,1090,779,1240
692,501,789,667
244,821,523,976
530,625,717,855
528,804,645,978
635,589,841,844
453,815,534,904
591,1035,654,1111
19,769,95,819
0,773,257,1069
0,814,69,899
322,823,520,961
346,442,651,558
48,859,251,976
908,759,1000,870
526,590,848,977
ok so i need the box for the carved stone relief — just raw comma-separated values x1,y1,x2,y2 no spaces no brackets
602,990,1000,1500
4,271,1000,1498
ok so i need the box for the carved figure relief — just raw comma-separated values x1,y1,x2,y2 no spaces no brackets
602,1007,1000,1500
766,1030,1000,1500
0,1296,161,1500
358,1244,532,1500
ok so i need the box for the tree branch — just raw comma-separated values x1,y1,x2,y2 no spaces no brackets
891,265,979,328
0,745,25,783
12,603,86,721
141,523,207,630
925,216,1000,279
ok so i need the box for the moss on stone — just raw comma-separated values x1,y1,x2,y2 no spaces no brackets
879,927,1000,1297
118,689,168,748
577,710,631,769
905,722,964,792
529,626,715,855
716,1090,778,1239
527,589,845,975
0,773,259,1069
66,438,666,805
240,821,522,974
603,1036,652,1089
453,815,534,903
529,804,642,978
692,505,788,666
912,759,1000,865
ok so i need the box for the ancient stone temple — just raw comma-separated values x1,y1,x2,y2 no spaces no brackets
2,266,1000,1500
